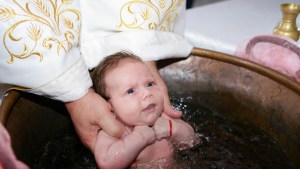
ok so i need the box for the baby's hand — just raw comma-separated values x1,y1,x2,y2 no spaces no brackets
153,117,170,140
133,125,155,145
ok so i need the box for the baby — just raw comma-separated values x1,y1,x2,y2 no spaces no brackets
91,52,197,169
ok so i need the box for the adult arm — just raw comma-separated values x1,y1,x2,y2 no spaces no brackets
0,1,124,153
0,0,193,155
0,123,29,169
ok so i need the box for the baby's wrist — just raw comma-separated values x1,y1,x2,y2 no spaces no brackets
133,126,155,144
169,119,173,137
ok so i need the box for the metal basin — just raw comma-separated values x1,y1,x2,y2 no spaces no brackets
1,47,299,168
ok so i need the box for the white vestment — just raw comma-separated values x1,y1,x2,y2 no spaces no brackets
0,0,192,102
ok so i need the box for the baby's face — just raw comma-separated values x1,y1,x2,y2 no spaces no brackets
105,59,164,126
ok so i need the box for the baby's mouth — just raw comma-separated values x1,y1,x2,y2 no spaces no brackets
143,103,156,112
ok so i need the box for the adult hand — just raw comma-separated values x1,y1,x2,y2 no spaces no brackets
65,88,124,153
144,61,182,118
0,123,29,169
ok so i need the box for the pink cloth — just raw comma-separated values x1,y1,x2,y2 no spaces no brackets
0,123,29,169
235,35,300,83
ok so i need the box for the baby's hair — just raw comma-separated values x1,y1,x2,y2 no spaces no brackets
91,51,143,100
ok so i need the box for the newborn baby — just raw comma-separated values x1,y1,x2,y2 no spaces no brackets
91,52,198,168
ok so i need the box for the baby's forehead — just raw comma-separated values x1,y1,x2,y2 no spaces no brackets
119,57,143,65
115,59,147,72
105,59,141,76
104,58,139,75
106,61,152,83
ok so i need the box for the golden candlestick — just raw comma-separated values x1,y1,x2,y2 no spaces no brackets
273,3,300,41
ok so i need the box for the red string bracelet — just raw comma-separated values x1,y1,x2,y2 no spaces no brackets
169,119,172,137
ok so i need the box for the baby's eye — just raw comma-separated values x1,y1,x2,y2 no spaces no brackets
127,88,134,94
147,82,154,88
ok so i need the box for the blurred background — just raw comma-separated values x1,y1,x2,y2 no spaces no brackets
187,0,226,8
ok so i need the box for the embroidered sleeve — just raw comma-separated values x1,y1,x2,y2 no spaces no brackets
0,0,90,102
80,0,192,69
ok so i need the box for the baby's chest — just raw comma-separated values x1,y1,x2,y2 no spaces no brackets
136,139,173,163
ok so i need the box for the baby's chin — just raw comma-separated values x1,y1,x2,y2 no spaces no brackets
144,111,162,125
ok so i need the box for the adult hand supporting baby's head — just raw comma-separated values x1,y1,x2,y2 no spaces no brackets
163,104,182,119
144,61,182,119
65,88,124,153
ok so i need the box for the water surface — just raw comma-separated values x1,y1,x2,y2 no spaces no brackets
33,92,293,169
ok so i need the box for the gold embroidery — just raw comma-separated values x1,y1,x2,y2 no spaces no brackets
0,0,80,64
117,0,184,31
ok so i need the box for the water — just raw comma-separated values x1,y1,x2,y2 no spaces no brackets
170,93,293,169
33,93,293,169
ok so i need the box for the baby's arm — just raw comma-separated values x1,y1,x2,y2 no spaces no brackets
94,125,155,169
153,115,195,146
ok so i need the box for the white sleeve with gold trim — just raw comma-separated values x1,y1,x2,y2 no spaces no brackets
0,0,192,102
80,0,193,69
0,0,92,102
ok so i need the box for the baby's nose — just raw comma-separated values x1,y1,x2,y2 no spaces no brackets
143,88,153,100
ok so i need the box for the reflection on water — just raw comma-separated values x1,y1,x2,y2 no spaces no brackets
33,92,293,169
